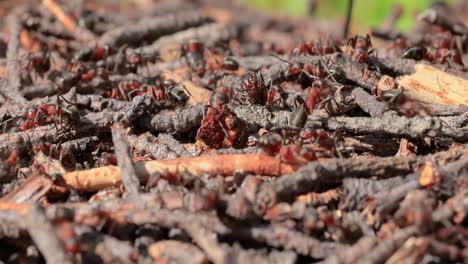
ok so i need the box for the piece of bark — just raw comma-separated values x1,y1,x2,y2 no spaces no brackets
0,175,52,203
398,64,468,105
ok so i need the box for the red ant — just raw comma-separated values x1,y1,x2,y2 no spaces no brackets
426,48,462,65
19,95,80,131
74,45,114,61
293,37,337,56
20,104,62,131
270,55,331,86
105,80,142,101
346,35,374,63
206,54,239,72
294,41,315,55
25,50,51,75
265,85,287,108
164,80,190,105
403,46,462,65
305,86,321,113
66,61,103,83
279,144,316,166
183,40,206,75
5,149,19,167
258,132,316,166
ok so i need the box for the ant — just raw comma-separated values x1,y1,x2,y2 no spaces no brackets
105,80,146,101
5,149,20,167
258,132,317,166
25,49,51,76
270,55,334,86
74,45,114,61
346,34,374,63
183,40,206,75
305,85,321,113
402,46,463,65
265,85,287,108
292,37,338,56
206,55,240,72
163,80,190,105
19,95,80,131
299,127,335,149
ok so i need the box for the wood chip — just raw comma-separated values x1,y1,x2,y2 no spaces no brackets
398,64,468,105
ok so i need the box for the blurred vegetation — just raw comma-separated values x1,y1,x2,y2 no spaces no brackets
247,0,456,31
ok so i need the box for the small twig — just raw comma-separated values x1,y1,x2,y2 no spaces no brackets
158,133,193,157
343,0,354,39
183,222,227,264
4,12,27,103
42,0,96,43
350,87,388,117
98,10,211,47
62,154,296,192
111,126,141,199
25,204,72,264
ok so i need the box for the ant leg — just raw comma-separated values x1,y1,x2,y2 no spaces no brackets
118,83,129,101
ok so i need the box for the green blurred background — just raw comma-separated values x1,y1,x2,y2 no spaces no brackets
247,0,456,31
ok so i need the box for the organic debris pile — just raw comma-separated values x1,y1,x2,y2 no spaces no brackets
0,0,467,263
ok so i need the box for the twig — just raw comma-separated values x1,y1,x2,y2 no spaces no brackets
350,87,388,117
0,175,53,203
305,112,468,141
343,0,354,38
0,211,25,239
98,10,211,47
356,226,420,264
42,0,96,43
320,236,377,264
141,23,238,54
137,105,206,134
253,148,466,211
111,126,141,199
62,153,296,192
25,204,73,264
235,225,342,258
183,222,227,264
158,133,193,157
125,132,179,160
4,13,27,103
